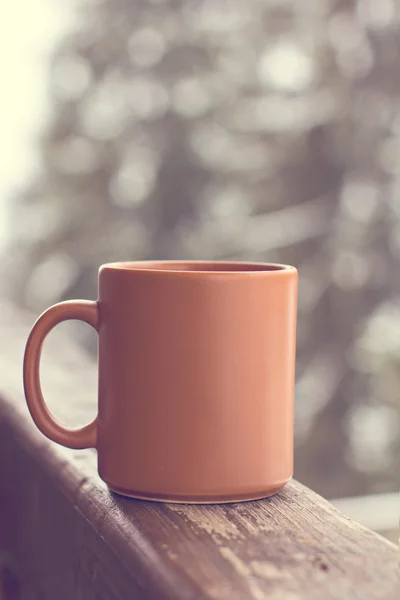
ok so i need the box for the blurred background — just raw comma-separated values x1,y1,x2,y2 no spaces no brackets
0,0,399,539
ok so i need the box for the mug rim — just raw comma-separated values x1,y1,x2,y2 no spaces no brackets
100,261,297,275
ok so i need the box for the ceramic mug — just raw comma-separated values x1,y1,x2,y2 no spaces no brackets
23,261,298,503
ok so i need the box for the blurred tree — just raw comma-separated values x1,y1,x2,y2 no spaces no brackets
4,0,400,498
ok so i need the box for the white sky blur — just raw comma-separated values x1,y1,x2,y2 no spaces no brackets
0,0,76,247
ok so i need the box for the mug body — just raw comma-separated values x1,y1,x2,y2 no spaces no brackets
97,261,298,503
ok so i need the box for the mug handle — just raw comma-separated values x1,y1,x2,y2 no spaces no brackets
23,300,99,449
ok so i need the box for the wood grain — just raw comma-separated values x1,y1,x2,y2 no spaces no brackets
0,301,398,599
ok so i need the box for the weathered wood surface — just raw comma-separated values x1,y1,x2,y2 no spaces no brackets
0,301,398,600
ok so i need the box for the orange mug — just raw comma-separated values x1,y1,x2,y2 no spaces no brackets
23,261,298,503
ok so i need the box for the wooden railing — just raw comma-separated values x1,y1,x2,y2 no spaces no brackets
0,301,398,599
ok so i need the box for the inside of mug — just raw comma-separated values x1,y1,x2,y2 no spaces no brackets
108,262,289,273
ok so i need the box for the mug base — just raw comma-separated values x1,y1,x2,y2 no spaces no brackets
107,481,290,504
